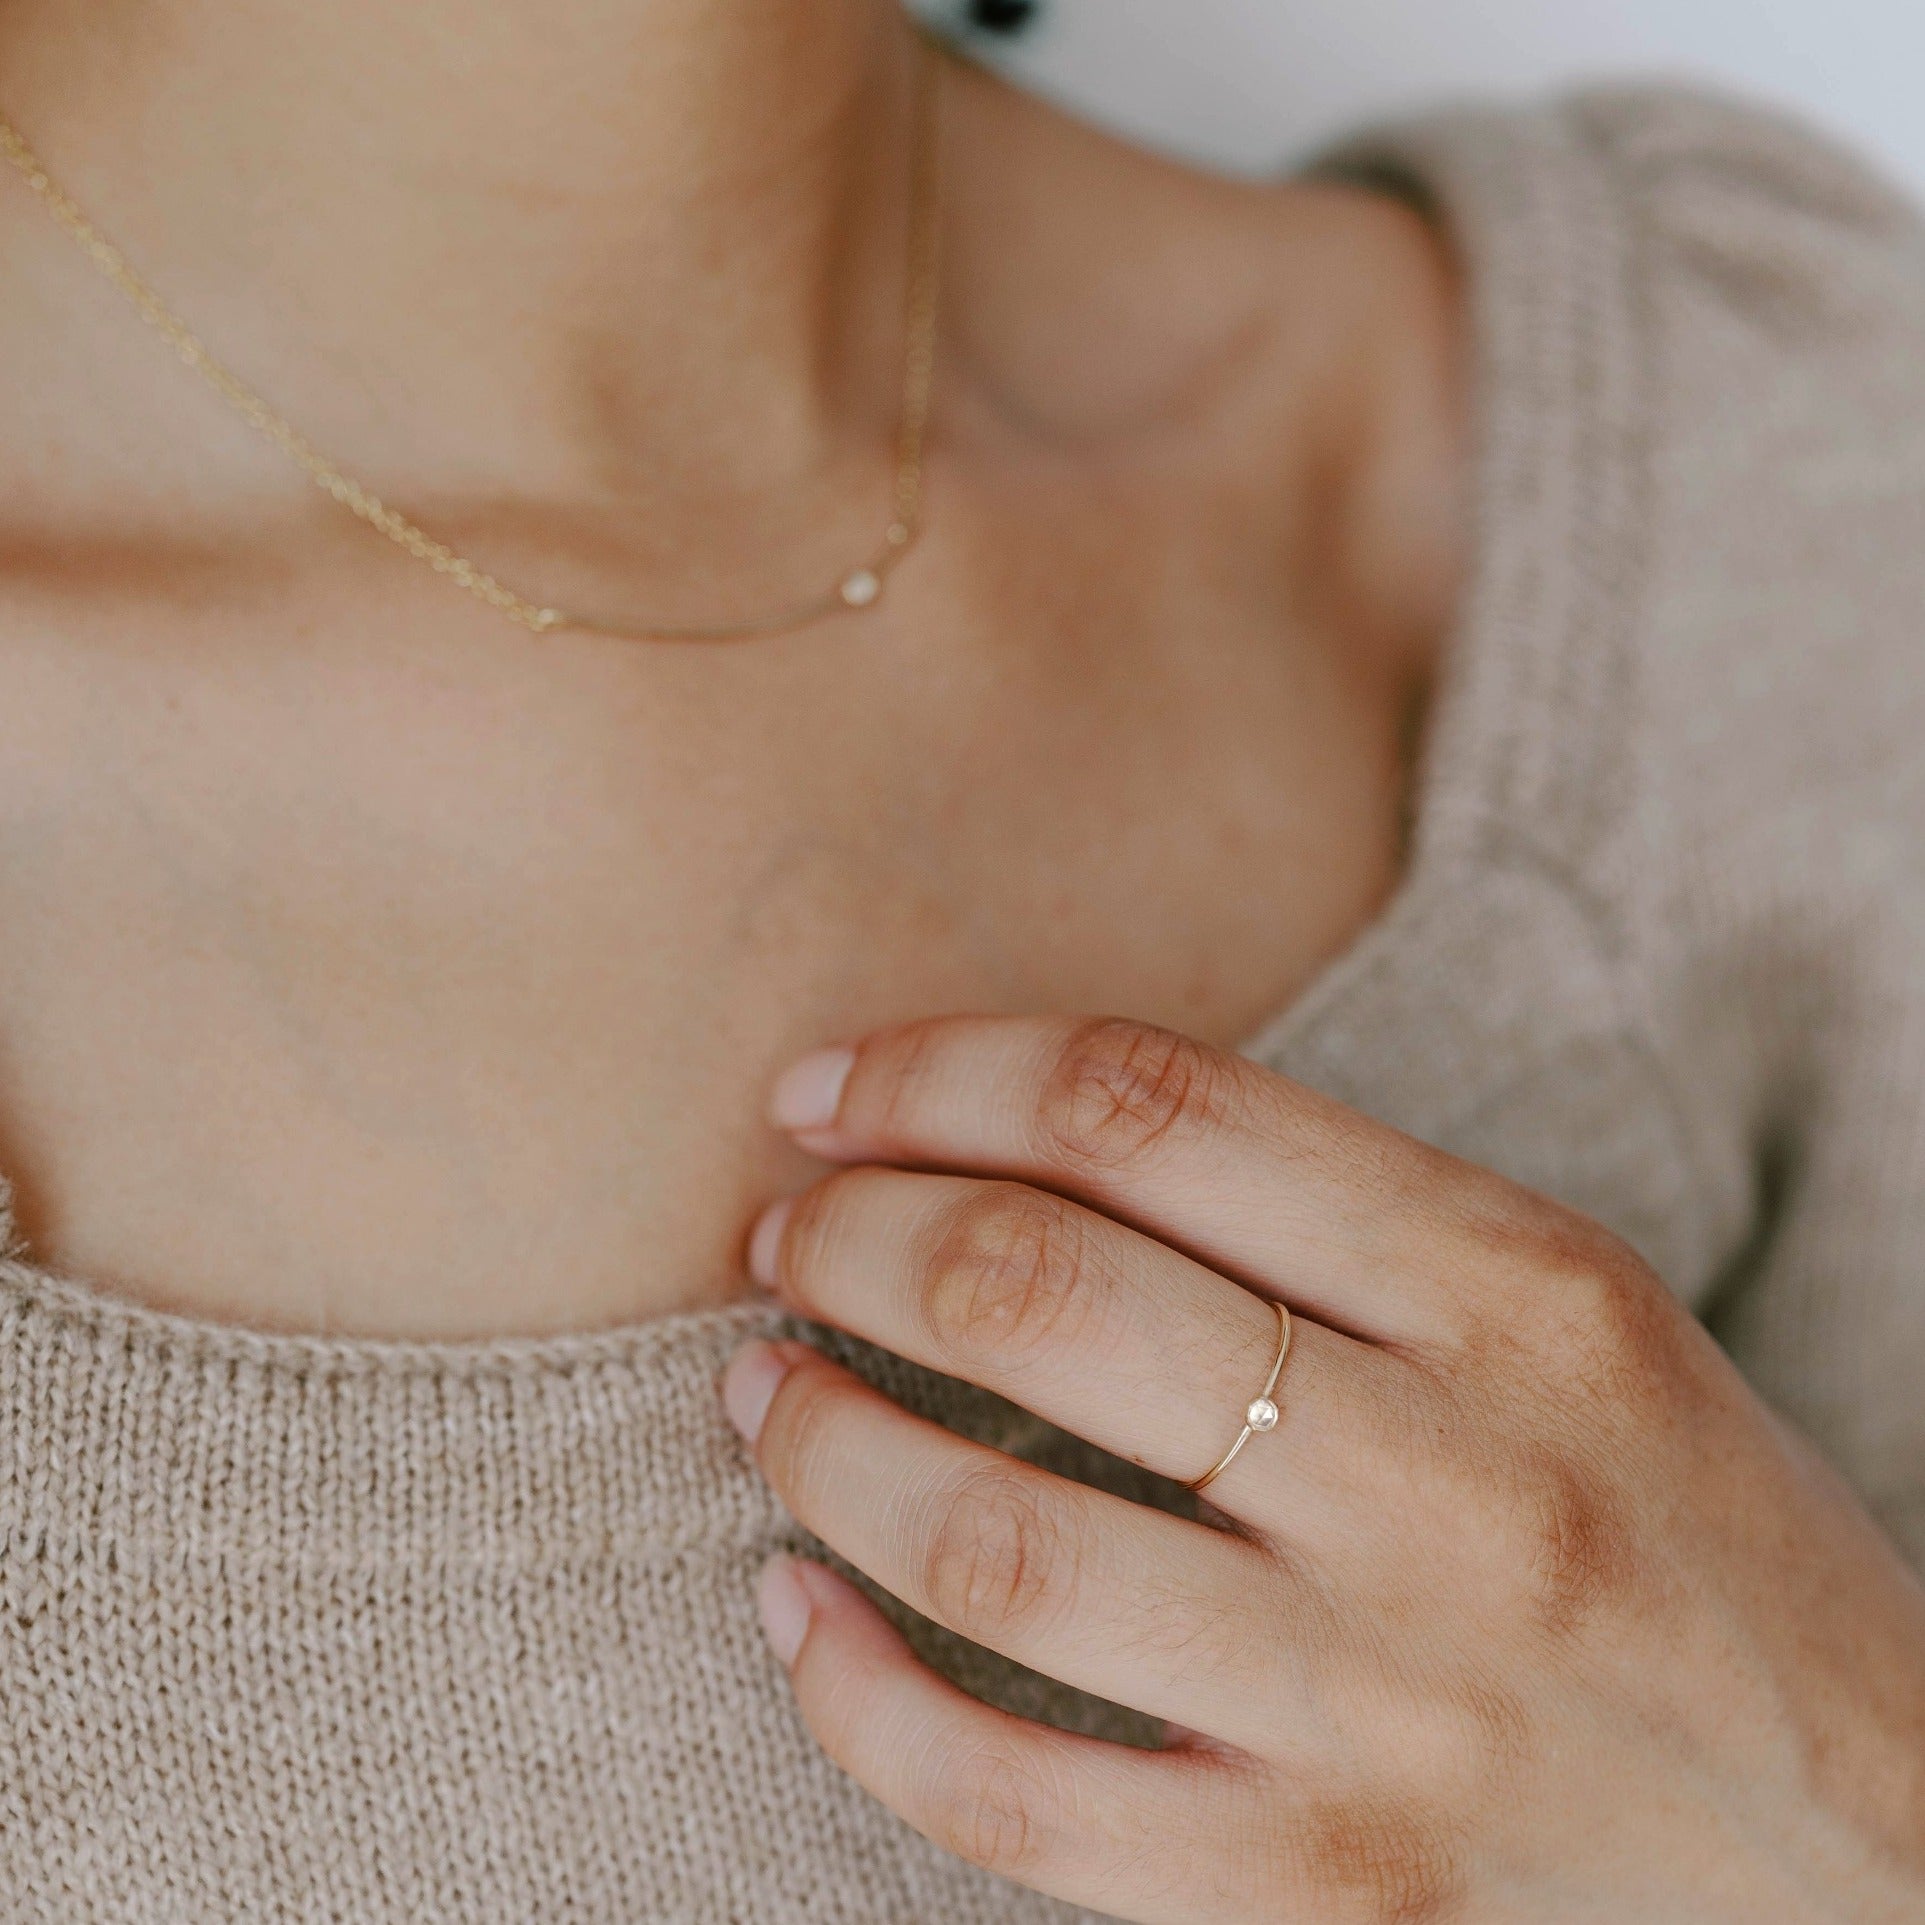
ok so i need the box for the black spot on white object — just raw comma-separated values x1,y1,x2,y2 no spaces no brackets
966,0,1042,35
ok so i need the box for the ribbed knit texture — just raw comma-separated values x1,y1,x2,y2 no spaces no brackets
5,87,1925,1920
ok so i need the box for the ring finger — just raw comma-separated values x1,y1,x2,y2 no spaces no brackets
727,1336,1305,1747
751,1166,1427,1540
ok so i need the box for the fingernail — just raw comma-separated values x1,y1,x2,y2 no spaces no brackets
757,1554,813,1667
723,1340,794,1446
747,1196,794,1290
770,1047,855,1133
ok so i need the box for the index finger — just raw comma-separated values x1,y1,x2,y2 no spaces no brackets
768,1013,1507,1345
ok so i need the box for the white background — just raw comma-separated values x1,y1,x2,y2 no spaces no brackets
924,0,1925,195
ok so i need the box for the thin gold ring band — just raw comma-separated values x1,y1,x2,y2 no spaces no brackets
1189,1299,1293,1495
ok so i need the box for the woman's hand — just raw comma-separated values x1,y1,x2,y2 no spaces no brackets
722,1016,1925,1923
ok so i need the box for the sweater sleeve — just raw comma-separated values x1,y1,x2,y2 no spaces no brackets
1580,88,1925,1563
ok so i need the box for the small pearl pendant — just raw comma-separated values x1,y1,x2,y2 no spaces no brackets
839,568,883,609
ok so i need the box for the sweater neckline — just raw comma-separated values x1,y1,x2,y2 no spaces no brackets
1247,97,1643,1069
0,100,1640,1379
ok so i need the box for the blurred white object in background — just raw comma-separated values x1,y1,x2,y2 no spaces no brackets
916,0,1925,194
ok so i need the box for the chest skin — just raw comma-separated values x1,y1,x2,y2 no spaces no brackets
0,447,1416,1336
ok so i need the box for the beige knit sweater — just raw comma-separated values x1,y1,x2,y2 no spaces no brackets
5,86,1925,1922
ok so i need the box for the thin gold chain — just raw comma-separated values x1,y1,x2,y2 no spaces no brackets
0,40,943,642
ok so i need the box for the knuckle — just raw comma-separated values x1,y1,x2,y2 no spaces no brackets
863,1018,956,1145
1364,1682,1524,1833
1299,1795,1465,1925
932,1743,1059,1880
1414,1402,1640,1642
1530,1209,1645,1300
918,1184,1097,1370
1516,1449,1637,1635
1545,1232,1678,1408
1474,1198,1678,1399
1039,1018,1228,1169
1442,1430,1638,1640
920,1464,1077,1646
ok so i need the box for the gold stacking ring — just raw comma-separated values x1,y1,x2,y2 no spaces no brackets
1189,1299,1294,1495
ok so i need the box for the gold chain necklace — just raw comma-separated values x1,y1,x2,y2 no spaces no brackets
0,43,943,642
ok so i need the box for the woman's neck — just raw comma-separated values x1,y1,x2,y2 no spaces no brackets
0,0,920,500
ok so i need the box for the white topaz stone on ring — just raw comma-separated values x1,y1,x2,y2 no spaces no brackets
1247,1397,1281,1432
